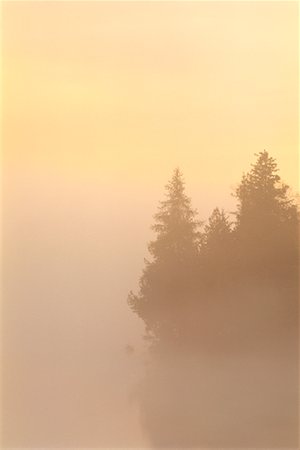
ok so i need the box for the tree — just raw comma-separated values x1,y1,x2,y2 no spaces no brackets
234,150,298,275
200,207,233,289
128,155,299,447
231,151,298,353
203,208,231,252
128,168,201,345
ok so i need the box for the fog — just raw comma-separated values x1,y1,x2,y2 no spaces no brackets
2,163,298,448
3,172,153,446
1,1,298,447
3,171,228,447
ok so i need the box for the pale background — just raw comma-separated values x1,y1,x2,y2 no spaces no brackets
2,1,298,446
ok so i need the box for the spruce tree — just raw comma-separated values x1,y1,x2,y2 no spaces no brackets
234,150,298,275
203,208,232,252
128,168,201,345
231,151,298,353
201,207,232,287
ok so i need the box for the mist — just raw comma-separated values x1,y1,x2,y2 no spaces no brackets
3,157,298,447
3,171,155,446
1,1,298,448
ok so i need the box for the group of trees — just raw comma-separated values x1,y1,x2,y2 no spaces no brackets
127,151,299,447
128,151,298,354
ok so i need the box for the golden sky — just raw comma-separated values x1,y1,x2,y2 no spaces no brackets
1,2,299,446
3,1,299,195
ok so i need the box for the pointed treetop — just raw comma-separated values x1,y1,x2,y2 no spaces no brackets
203,207,231,250
149,167,201,261
235,151,297,228
164,167,186,199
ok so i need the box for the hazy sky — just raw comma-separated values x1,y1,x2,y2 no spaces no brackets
2,1,299,447
3,1,298,192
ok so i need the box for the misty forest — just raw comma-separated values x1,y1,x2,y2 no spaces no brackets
2,1,299,447
128,151,299,447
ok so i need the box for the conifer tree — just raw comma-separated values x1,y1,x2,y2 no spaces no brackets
128,154,299,448
128,168,201,344
234,150,298,275
203,208,232,252
201,207,232,286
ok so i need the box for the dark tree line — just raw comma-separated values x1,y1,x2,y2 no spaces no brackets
128,151,298,354
127,151,299,447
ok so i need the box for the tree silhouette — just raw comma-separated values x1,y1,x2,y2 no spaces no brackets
128,168,201,346
204,208,232,249
234,150,298,277
201,207,232,281
128,153,299,447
